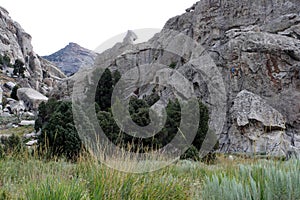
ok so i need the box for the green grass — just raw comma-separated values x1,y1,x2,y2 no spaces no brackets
0,125,34,137
0,154,298,199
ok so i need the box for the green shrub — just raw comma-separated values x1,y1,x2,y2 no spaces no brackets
0,55,12,69
13,59,25,77
10,85,19,100
169,62,177,69
1,134,24,155
0,55,3,69
180,145,200,161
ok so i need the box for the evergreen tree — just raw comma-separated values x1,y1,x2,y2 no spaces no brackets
10,85,19,100
36,99,82,160
95,68,114,111
112,70,121,86
13,59,25,77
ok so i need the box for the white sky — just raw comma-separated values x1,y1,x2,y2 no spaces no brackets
1,0,197,56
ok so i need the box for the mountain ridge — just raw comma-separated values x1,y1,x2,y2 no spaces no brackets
43,42,98,76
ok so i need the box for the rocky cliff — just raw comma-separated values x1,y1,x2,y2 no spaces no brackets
58,0,300,157
0,6,66,95
162,0,300,156
43,42,98,76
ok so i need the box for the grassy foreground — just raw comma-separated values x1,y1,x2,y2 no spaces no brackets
0,154,299,200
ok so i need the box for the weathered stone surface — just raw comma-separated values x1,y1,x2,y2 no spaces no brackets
4,82,16,90
221,90,289,156
233,90,286,129
17,88,48,110
0,6,32,63
10,100,26,114
161,0,300,156
19,120,35,126
122,30,138,44
25,139,38,146
0,6,66,94
55,0,300,156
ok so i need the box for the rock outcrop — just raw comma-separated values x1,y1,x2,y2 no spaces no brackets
163,0,300,156
43,42,98,76
57,0,300,157
17,88,48,110
0,86,2,110
229,90,288,156
0,6,66,95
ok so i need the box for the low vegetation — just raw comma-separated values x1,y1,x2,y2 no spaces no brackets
0,152,298,199
0,126,34,137
1,68,298,199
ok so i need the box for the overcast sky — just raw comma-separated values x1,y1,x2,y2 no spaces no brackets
1,0,197,56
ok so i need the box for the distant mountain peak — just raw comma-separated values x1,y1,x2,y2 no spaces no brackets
65,42,81,49
43,43,98,76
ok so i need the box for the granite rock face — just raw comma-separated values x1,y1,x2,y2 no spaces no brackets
57,0,300,156
0,6,66,95
159,0,300,156
229,90,288,155
43,42,98,76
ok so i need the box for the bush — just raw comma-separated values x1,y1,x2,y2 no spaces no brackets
169,62,177,69
10,85,19,100
13,59,25,77
1,134,24,155
1,54,13,68
97,96,215,159
180,145,200,161
0,54,12,70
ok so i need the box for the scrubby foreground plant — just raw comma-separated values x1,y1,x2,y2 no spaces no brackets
200,159,300,200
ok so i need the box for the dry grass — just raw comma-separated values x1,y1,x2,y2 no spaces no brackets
0,151,297,200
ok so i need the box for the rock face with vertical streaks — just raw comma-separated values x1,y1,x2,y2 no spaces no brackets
55,0,300,157
0,6,66,96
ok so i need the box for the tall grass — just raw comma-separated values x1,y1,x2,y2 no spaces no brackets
0,152,299,199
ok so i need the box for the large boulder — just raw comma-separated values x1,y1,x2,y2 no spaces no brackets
224,90,289,156
233,90,286,129
17,88,48,110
